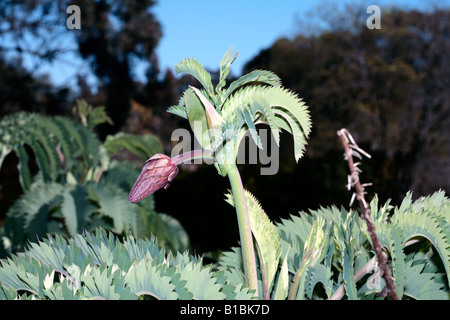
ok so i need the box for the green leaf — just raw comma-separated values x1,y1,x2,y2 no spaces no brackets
71,184,95,234
341,244,358,300
404,259,448,300
29,126,60,181
44,277,80,300
0,257,40,296
242,108,262,148
221,69,281,108
266,87,311,138
334,212,359,300
82,265,123,300
217,247,245,287
27,138,52,183
225,189,282,296
104,133,163,162
175,57,215,98
305,263,334,299
167,104,188,119
144,213,190,253
272,247,290,300
220,85,311,162
393,194,450,288
0,286,18,300
0,229,212,300
61,189,78,236
86,106,113,130
15,144,32,191
222,86,309,162
4,182,65,245
178,263,226,300
184,87,213,150
52,116,85,164
25,240,66,273
124,259,178,300
89,182,138,234
216,47,239,92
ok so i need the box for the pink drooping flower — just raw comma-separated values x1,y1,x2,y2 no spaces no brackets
128,153,179,203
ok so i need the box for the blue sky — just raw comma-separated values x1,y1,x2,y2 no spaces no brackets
151,0,444,77
13,0,448,89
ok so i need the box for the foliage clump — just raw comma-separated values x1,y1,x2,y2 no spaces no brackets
0,191,448,300
0,101,190,256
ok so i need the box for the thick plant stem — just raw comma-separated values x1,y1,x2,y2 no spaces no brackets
227,164,258,295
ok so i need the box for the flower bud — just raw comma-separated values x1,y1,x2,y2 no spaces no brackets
128,153,179,203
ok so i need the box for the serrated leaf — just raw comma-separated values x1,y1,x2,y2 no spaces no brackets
167,104,188,119
342,245,358,300
178,263,226,300
404,260,448,300
145,213,190,253
217,47,239,92
89,182,138,234
86,106,113,130
272,247,290,300
44,277,80,300
221,69,281,107
104,132,163,162
82,265,121,300
393,195,450,288
226,189,282,296
175,57,215,98
305,264,334,299
243,108,262,148
124,260,178,300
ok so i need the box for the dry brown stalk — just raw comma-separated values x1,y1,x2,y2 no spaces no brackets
337,128,399,300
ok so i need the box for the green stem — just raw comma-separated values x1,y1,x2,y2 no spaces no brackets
227,163,258,294
287,251,311,300
171,149,213,165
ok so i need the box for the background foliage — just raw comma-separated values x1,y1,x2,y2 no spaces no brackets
0,0,448,289
0,191,447,300
0,101,190,258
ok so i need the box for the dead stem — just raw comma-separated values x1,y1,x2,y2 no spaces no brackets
337,128,399,300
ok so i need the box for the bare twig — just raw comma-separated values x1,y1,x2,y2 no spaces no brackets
331,256,378,300
337,128,399,300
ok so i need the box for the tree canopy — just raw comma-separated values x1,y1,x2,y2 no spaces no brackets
243,7,449,207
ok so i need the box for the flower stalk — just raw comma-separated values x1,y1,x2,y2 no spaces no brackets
171,149,213,165
226,163,259,294
129,48,312,299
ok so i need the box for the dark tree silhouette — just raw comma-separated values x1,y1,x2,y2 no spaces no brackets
0,0,164,138
72,0,162,137
244,7,449,206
